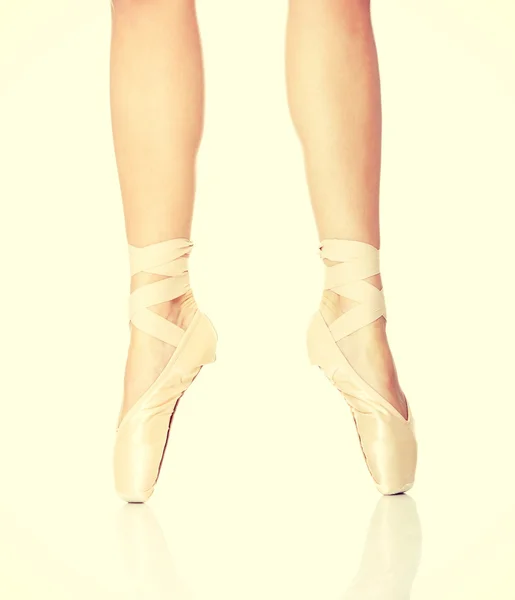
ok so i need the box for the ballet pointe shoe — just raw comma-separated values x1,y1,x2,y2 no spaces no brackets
113,238,217,503
306,239,417,495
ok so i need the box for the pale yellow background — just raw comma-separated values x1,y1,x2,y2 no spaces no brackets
0,0,514,598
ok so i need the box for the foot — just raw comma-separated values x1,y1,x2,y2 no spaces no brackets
118,281,198,427
319,271,409,421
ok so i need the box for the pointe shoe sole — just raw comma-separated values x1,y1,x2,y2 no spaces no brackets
114,310,217,503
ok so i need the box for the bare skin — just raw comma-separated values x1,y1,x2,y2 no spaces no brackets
110,0,203,423
110,0,407,423
285,0,408,420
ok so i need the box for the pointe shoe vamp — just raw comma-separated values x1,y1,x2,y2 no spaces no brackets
118,367,185,429
117,310,214,430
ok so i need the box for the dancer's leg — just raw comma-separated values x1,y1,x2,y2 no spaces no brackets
110,0,204,421
285,0,407,418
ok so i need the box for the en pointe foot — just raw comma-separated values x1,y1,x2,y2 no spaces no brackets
306,238,417,495
114,238,218,503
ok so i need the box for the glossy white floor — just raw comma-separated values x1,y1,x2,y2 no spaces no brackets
1,1,514,598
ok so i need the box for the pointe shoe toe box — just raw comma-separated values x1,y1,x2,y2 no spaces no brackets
114,413,171,503
353,410,417,496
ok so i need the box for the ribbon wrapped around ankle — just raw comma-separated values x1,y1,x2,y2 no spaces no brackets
319,239,387,341
128,238,194,347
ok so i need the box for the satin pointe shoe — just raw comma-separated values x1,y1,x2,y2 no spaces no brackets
114,238,217,503
306,239,417,495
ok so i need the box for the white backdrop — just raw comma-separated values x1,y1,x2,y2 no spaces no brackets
0,1,514,598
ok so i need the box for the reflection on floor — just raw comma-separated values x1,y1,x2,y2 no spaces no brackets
117,495,422,600
343,496,421,599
